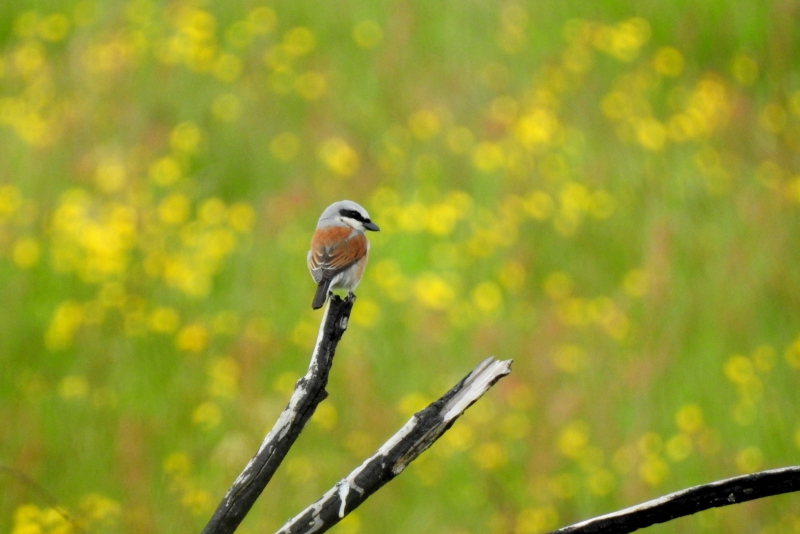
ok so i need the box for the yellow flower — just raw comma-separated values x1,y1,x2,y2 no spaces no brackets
12,503,42,533
0,184,22,218
149,307,180,333
207,357,240,400
13,12,39,38
396,202,428,232
176,323,209,353
272,371,297,395
397,392,431,417
149,156,182,186
557,420,589,458
588,190,616,219
351,297,380,327
295,71,326,100
543,271,573,300
586,468,616,496
158,194,190,225
442,423,474,452
622,269,649,298
675,404,704,433
310,402,337,430
471,142,505,171
58,375,89,399
45,301,85,350
665,434,693,461
471,442,507,470
247,6,276,35
638,432,663,456
730,53,759,85
181,489,213,516
735,446,763,473
515,108,558,147
426,203,459,236
163,452,191,477
472,281,503,314
291,320,317,349
319,137,359,176
638,456,669,486
94,159,126,193
13,41,46,76
551,344,586,373
653,46,684,77
192,401,222,429
211,94,242,123
724,354,754,384
38,13,70,42
283,27,315,56
226,202,255,233
12,236,40,268
524,191,554,220
79,493,121,526
199,198,227,225
595,18,650,62
413,273,456,310
179,9,216,41
516,506,559,534
408,109,440,140
170,122,203,153
224,21,251,49
213,53,242,82
636,117,667,151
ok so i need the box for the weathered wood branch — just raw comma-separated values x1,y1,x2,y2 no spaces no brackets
201,295,355,534
276,356,513,534
551,465,800,534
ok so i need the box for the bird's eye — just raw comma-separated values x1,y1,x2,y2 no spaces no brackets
339,209,365,222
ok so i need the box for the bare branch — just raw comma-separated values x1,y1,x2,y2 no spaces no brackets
201,295,355,534
276,357,513,534
551,466,800,534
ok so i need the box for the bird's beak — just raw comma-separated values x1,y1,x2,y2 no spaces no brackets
363,221,380,231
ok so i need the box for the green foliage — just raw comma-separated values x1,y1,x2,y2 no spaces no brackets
1,1,799,533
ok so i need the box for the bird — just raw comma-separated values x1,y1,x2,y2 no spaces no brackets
307,200,380,309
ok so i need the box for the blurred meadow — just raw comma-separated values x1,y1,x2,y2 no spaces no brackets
1,0,800,532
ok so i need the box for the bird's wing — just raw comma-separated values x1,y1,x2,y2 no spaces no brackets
309,228,368,280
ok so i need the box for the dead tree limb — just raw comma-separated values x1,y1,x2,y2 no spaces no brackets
276,356,513,534
551,465,800,534
201,295,355,534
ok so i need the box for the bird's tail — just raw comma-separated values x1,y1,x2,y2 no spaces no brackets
312,279,333,309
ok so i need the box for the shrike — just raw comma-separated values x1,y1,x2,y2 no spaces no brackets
307,200,380,309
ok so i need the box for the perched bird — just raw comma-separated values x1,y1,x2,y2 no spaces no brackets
307,200,380,309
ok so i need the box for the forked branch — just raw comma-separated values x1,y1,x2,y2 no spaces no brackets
201,295,355,534
276,357,513,534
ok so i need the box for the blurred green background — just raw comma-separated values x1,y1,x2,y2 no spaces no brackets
1,0,800,532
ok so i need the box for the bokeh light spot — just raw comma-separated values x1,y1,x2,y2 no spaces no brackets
353,20,383,49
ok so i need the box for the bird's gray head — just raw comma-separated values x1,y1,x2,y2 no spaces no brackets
317,200,380,232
